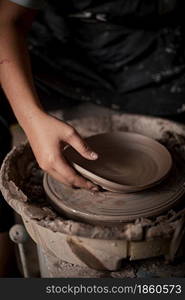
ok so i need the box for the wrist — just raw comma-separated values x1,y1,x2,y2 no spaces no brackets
18,107,47,134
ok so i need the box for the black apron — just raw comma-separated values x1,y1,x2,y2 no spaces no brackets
30,0,185,116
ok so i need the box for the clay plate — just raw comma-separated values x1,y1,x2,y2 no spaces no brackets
64,132,172,192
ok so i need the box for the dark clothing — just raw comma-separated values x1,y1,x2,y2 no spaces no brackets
30,0,185,116
0,117,14,232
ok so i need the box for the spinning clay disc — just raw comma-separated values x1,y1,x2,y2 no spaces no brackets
64,132,172,192
43,154,185,225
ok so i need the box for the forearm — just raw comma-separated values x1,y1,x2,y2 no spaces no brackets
0,22,45,133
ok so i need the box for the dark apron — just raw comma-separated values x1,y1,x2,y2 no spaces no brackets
0,118,13,232
30,0,185,116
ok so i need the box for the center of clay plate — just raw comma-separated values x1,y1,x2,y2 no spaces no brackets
64,132,172,192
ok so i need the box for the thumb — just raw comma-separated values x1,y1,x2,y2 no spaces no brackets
67,131,98,160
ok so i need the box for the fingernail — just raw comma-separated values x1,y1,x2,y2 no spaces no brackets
90,186,99,192
90,152,98,160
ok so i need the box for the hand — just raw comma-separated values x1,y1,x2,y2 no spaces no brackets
25,112,99,190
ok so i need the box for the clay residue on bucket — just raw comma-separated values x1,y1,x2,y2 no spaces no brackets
1,114,185,242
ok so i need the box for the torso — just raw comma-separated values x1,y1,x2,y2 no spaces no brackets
31,0,185,116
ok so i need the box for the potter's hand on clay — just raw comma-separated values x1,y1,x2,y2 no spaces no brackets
25,112,99,190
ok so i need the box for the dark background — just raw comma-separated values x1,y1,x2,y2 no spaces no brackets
2,0,185,122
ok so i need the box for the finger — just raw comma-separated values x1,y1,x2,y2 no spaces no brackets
67,130,98,160
53,156,98,190
48,169,71,186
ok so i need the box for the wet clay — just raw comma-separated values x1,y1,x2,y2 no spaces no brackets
64,132,172,192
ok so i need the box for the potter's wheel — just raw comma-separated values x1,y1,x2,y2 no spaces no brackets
2,113,185,273
43,153,185,224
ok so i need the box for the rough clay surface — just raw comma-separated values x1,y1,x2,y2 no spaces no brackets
41,249,136,278
40,249,185,278
1,113,185,244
